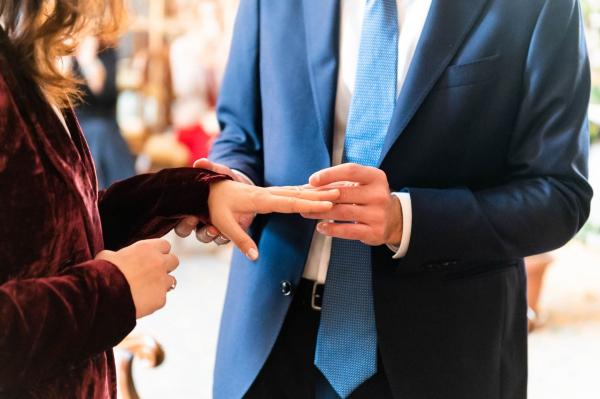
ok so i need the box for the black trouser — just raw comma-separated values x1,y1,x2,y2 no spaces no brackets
245,279,394,399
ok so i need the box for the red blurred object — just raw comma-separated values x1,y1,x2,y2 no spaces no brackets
176,124,214,165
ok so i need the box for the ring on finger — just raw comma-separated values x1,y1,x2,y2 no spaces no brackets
205,228,218,238
214,235,231,245
168,275,177,291
196,227,214,243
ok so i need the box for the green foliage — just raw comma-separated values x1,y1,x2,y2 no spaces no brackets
591,121,600,143
591,86,600,104
577,221,600,245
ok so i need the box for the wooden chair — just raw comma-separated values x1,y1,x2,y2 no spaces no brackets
525,253,554,332
115,334,165,399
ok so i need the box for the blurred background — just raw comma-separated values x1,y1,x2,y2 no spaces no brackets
76,0,600,398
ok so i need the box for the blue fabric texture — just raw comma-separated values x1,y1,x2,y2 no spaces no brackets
211,0,592,397
314,0,398,397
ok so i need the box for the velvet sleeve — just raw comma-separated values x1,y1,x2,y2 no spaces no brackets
98,167,230,251
0,259,135,390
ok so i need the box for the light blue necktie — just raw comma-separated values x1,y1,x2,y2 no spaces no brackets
315,0,398,397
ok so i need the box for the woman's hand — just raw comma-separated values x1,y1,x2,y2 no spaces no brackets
207,180,339,260
95,239,179,319
174,159,249,242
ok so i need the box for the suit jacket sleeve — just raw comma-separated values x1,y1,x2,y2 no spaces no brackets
406,0,593,262
0,259,136,388
209,0,264,186
98,168,229,251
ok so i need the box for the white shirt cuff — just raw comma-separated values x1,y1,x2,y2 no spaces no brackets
386,192,412,259
232,169,255,186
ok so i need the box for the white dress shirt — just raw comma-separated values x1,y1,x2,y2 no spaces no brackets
302,0,432,283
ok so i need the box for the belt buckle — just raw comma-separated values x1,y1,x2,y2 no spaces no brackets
311,281,323,311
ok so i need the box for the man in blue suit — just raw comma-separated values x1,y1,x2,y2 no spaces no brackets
195,0,593,397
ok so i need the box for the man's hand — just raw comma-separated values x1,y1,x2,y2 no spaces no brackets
174,158,254,245
207,180,338,260
301,163,403,247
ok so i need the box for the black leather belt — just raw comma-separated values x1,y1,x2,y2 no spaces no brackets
311,280,324,311
298,278,324,311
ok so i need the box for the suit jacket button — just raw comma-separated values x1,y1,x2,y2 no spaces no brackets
280,280,293,296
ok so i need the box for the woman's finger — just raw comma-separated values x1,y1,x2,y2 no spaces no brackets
316,221,371,241
274,183,367,204
164,253,180,273
165,274,177,292
196,225,217,243
174,222,194,237
214,235,231,246
254,194,333,214
145,238,171,254
174,216,199,237
215,214,259,261
306,181,359,190
266,186,340,201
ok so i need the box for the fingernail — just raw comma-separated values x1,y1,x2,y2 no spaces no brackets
316,223,326,233
206,228,218,238
247,248,259,261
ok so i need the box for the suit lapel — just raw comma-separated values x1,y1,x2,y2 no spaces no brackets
303,0,340,159
378,0,491,165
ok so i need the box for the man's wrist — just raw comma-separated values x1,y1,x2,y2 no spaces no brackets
387,192,412,259
232,169,255,185
385,194,403,246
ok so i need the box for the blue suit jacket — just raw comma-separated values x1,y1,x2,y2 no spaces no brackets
211,0,592,398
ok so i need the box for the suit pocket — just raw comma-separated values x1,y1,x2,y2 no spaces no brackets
434,54,500,90
442,259,518,283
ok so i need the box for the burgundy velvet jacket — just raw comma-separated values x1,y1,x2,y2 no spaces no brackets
0,40,226,398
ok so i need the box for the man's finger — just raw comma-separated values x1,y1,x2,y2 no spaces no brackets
193,158,214,169
300,204,365,222
316,221,371,241
194,158,234,177
309,163,379,186
328,184,372,205
217,214,259,261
